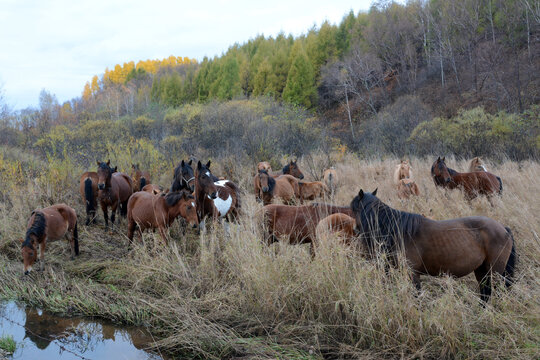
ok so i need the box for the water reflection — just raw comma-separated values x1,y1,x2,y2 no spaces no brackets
0,301,164,360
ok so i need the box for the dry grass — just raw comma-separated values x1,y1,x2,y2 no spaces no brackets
0,152,539,359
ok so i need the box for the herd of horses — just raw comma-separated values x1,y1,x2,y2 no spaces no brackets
21,156,515,302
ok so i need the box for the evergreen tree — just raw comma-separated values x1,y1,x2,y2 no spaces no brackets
282,47,317,108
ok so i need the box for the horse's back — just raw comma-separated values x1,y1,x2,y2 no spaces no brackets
113,173,133,201
41,204,76,239
316,213,356,239
128,191,156,223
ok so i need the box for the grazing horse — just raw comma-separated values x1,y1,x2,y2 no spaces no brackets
469,157,487,172
323,167,338,198
431,157,502,201
130,164,151,192
263,203,354,255
195,161,241,228
298,181,329,203
171,159,196,192
351,189,516,302
96,160,133,229
315,213,357,248
256,170,300,205
142,184,164,195
21,204,79,275
127,190,198,244
79,171,99,225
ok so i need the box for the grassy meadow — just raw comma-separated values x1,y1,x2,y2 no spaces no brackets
0,149,539,359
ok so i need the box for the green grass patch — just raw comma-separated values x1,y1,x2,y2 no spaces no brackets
0,334,16,354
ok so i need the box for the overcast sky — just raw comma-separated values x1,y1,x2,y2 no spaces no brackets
0,0,373,110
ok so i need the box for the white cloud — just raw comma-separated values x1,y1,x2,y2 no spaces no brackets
0,0,372,109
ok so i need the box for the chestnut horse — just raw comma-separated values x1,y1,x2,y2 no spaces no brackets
79,171,99,225
254,160,304,200
256,170,300,205
315,213,357,247
142,184,164,195
396,179,420,199
393,160,413,185
171,159,196,192
127,190,198,244
195,161,241,228
298,181,329,204
351,189,516,302
431,157,502,201
21,204,79,275
263,203,354,255
271,160,305,179
96,161,133,229
469,157,487,172
257,161,272,172
130,164,151,192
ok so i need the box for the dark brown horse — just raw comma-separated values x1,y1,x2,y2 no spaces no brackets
130,164,151,192
271,160,305,179
255,170,300,205
79,171,99,225
351,189,516,302
21,204,79,275
195,160,241,229
263,203,354,255
171,159,196,192
96,160,133,229
431,157,502,201
127,190,198,244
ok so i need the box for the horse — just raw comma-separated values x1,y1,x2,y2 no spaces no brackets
130,164,151,192
431,157,502,201
298,181,329,203
21,204,79,275
469,157,487,172
263,203,354,255
195,160,241,229
271,160,305,179
127,189,198,244
257,161,272,172
350,189,516,302
393,160,413,185
323,167,338,198
79,171,99,225
315,213,357,248
171,159,196,192
253,160,304,199
256,170,300,205
396,179,420,199
96,160,133,229
142,184,164,195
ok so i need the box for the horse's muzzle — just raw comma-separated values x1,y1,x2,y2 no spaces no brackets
210,192,217,199
445,178,451,184
24,270,30,275
299,174,304,179
262,186,269,192
98,183,105,190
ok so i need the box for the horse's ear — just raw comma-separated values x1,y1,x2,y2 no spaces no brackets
181,160,185,167
206,160,211,168
113,166,118,172
188,159,192,166
437,156,440,162
358,189,364,199
372,188,378,196
107,159,110,166
96,160,100,166
131,164,135,169
197,161,202,170
442,156,445,162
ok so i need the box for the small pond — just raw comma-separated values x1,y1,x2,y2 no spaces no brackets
0,301,166,360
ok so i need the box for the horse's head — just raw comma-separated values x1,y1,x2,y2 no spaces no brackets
180,159,195,192
257,161,272,172
398,160,411,180
257,169,273,193
432,157,451,184
21,237,37,275
283,160,304,179
96,160,116,190
196,160,218,199
131,163,141,178
165,190,199,229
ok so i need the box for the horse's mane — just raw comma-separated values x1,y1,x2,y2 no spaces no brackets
259,170,275,194
282,163,290,174
23,211,46,249
164,190,193,207
350,192,423,251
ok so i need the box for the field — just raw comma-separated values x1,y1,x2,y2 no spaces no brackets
0,151,539,359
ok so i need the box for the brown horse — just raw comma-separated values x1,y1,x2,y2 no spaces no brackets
323,167,338,198
298,181,329,203
195,161,241,229
271,160,305,179
96,160,133,229
257,161,272,172
393,160,413,184
171,160,196,192
21,204,79,275
142,184,164,195
127,190,198,244
469,157,487,172
351,189,516,302
130,164,151,192
396,179,420,199
79,171,98,225
431,157,502,201
263,203,354,255
315,213,357,247
256,170,300,205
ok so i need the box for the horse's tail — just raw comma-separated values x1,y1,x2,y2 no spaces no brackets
139,177,146,191
73,221,79,256
84,177,95,215
225,181,242,211
503,226,516,288
120,200,128,217
496,176,503,195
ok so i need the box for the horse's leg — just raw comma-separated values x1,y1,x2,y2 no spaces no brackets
411,272,422,292
127,219,135,245
474,263,492,303
66,233,75,260
101,203,109,229
110,202,117,228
